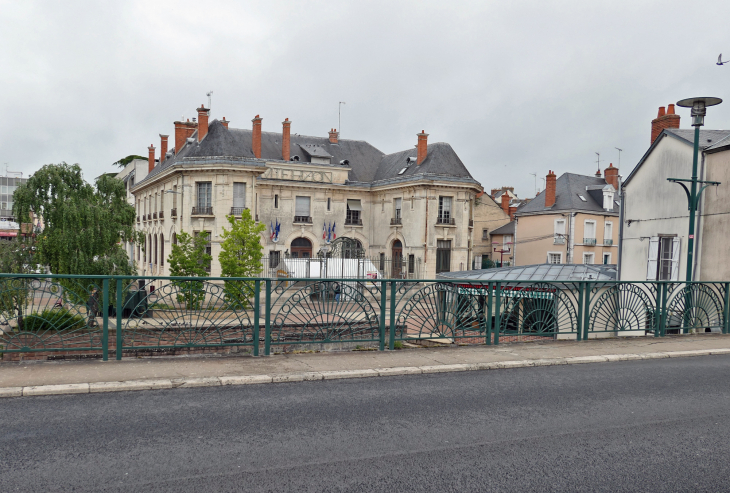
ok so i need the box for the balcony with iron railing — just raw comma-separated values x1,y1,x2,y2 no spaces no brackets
554,235,566,245
293,215,312,224
345,218,363,226
469,219,474,228
152,212,157,220
390,217,402,225
159,210,163,219
191,206,213,216
230,207,248,216
604,239,613,246
136,216,140,223
437,216,455,225
584,238,597,246
170,208,177,217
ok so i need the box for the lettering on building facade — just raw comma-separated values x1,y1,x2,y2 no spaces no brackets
262,167,333,183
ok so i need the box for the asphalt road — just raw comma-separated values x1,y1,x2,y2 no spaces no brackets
3,356,730,492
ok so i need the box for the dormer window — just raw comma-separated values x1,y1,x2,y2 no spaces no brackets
603,191,614,210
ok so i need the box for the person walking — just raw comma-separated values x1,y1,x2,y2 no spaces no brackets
333,282,341,303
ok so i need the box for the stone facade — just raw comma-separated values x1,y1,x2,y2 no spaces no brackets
130,106,487,279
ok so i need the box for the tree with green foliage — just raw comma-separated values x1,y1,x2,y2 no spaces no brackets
167,231,211,309
218,210,265,305
13,163,138,279
113,155,147,168
0,235,38,328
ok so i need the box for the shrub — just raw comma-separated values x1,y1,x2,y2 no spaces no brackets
22,309,86,332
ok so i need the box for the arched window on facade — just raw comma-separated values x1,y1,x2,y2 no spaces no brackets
160,234,165,266
172,233,177,246
153,234,158,265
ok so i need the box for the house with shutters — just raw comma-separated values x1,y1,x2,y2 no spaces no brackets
619,104,730,282
511,168,620,266
130,104,490,279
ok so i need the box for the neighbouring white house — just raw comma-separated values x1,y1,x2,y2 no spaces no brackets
619,103,730,282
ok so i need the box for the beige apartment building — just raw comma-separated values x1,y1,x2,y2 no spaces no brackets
130,104,488,279
513,168,620,266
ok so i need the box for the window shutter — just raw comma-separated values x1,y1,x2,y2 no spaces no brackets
295,196,310,216
670,237,681,281
233,183,246,208
646,237,659,280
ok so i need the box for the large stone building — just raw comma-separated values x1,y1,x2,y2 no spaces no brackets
130,105,487,278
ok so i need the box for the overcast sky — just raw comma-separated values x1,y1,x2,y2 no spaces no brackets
2,0,729,198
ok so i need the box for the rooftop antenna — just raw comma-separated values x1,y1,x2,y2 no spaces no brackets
717,54,729,65
206,91,213,108
615,147,623,168
529,172,537,196
339,101,346,137
595,152,601,174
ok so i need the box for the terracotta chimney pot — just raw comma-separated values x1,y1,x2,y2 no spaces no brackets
197,105,209,142
252,115,263,158
329,128,339,144
148,145,156,173
159,135,169,163
545,170,557,208
282,118,291,161
416,130,428,165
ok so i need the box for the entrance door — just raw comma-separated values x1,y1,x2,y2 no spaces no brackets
291,237,312,258
392,240,403,278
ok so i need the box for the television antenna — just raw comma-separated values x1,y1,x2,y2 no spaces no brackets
615,147,623,168
206,91,213,108
339,102,346,137
529,172,537,196
595,152,602,174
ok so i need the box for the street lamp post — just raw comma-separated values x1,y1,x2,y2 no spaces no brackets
669,97,722,282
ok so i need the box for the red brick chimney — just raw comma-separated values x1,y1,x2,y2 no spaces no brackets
282,118,291,161
174,119,197,154
604,163,619,190
221,117,229,129
501,192,510,216
329,128,338,144
252,115,262,158
148,144,155,173
197,105,209,142
545,170,557,207
651,104,680,144
159,135,169,163
509,206,517,221
417,130,428,165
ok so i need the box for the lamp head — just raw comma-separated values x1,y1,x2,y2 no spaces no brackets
677,97,722,126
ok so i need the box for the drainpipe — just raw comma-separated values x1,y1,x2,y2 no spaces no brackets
424,192,429,272
617,176,625,280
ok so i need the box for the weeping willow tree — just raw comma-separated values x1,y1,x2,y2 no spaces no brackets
13,163,139,304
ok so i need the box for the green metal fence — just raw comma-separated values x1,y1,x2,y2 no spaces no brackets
0,274,727,361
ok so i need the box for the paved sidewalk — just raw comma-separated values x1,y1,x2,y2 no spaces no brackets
2,334,730,398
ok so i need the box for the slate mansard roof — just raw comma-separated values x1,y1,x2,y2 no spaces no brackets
138,119,479,188
516,173,619,215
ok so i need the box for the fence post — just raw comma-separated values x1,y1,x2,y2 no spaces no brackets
253,280,260,356
660,283,668,337
583,283,591,340
264,279,271,356
102,278,109,361
389,280,396,350
379,280,386,351
485,282,493,345
116,279,123,360
494,281,501,345
722,282,730,334
576,282,584,341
